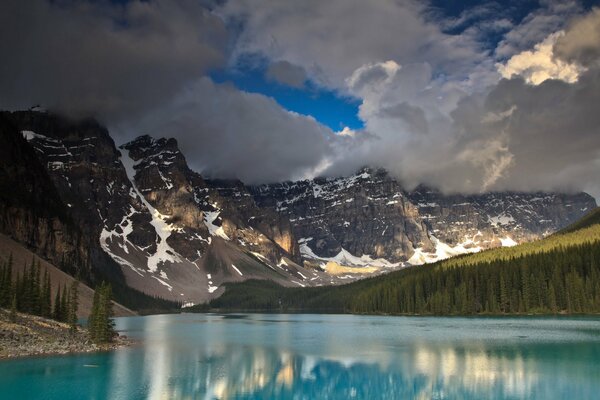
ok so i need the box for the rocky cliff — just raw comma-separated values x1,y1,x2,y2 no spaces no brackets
251,168,596,266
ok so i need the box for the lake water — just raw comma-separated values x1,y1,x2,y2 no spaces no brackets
1,314,599,399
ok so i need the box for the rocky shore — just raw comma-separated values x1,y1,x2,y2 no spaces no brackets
0,309,129,359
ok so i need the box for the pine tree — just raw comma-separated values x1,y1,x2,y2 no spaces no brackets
41,271,52,317
0,254,13,307
69,281,79,333
60,285,69,322
499,275,509,313
10,293,17,323
53,286,62,321
89,283,116,343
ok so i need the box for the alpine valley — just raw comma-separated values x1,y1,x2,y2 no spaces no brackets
0,111,596,308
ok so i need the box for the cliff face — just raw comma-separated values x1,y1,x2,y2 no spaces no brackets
250,169,434,265
250,168,597,265
0,113,334,304
0,111,596,305
0,112,87,277
407,187,596,249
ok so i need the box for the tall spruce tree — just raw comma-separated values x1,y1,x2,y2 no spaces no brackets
69,281,79,333
89,283,116,343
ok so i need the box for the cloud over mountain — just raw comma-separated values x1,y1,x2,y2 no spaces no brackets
1,0,599,199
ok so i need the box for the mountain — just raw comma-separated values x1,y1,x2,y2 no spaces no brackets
251,169,594,266
208,206,600,314
0,110,596,307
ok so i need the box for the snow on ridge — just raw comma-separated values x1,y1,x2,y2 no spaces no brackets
277,258,289,268
299,242,401,269
489,213,515,227
204,210,230,240
231,264,243,276
407,234,482,266
157,169,173,190
152,276,173,291
22,130,46,141
500,236,518,247
120,148,182,273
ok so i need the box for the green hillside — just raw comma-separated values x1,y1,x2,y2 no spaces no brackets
204,207,600,315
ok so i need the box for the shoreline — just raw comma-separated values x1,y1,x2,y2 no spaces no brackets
0,309,130,360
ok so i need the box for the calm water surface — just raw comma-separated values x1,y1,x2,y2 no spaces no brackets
1,314,599,399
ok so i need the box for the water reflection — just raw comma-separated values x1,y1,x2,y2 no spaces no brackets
1,315,599,399
103,314,600,399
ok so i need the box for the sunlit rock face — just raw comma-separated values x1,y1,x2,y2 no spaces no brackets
407,187,595,250
250,168,435,263
251,168,596,265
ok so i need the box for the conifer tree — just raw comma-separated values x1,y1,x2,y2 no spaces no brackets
69,281,79,333
60,285,69,322
10,293,17,323
41,271,52,317
89,282,116,343
53,286,62,321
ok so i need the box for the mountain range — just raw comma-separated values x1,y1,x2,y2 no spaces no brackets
0,110,595,308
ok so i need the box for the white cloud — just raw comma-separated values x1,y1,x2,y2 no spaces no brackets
219,0,490,92
497,32,586,85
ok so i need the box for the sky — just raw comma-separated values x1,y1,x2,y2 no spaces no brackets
1,0,600,199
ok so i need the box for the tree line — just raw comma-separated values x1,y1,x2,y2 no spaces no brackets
0,255,79,327
1,254,116,342
349,241,600,315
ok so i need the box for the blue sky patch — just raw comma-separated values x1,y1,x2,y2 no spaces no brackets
211,66,364,132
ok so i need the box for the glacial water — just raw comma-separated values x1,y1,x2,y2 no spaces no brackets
1,314,599,399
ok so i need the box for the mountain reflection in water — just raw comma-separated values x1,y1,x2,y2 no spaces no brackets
1,314,599,399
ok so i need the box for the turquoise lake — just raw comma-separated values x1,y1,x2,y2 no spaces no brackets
1,314,599,399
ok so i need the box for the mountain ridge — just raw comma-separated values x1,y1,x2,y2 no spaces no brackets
0,110,596,307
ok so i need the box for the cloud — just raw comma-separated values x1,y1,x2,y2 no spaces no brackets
265,61,307,88
554,8,600,66
449,70,600,197
114,78,338,184
219,0,491,92
1,0,599,200
497,32,586,85
494,0,582,58
321,7,600,198
0,0,227,122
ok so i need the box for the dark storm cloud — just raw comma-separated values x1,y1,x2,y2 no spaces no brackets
446,68,600,198
0,0,227,121
1,0,598,199
114,78,338,184
554,8,600,66
265,61,307,88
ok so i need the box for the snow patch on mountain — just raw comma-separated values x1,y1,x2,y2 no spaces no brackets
299,239,401,268
500,236,518,247
407,235,482,266
231,264,243,276
120,148,182,272
204,210,230,240
489,213,515,226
